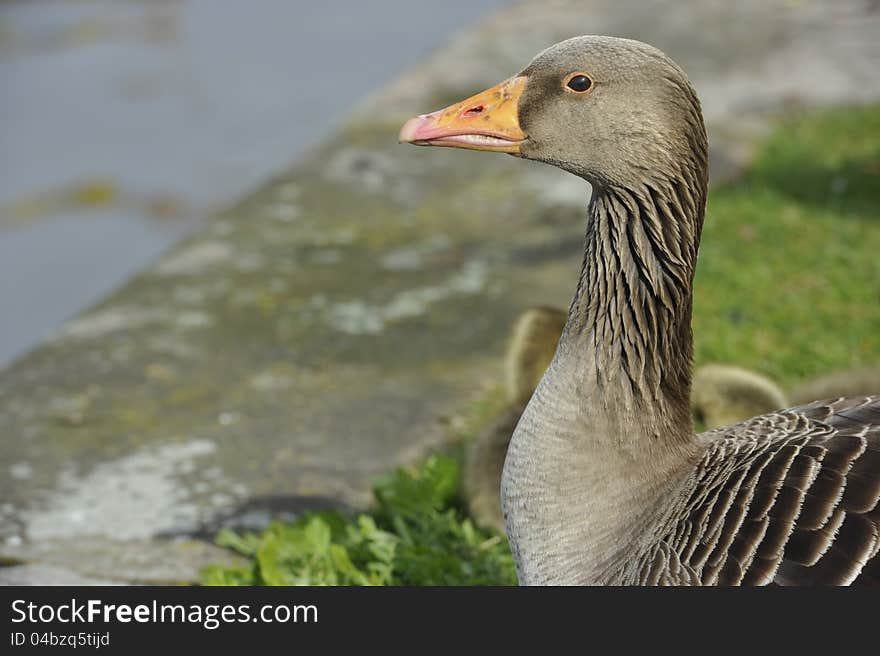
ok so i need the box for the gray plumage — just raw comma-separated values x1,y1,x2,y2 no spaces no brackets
464,310,791,534
612,397,880,585
405,35,880,585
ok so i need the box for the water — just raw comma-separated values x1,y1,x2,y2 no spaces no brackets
0,0,505,368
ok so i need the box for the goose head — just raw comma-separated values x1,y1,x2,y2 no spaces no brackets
400,35,706,189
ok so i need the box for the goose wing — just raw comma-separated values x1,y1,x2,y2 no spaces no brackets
664,396,880,585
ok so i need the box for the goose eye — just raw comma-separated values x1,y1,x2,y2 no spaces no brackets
565,74,593,93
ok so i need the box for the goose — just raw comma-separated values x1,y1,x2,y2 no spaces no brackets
400,36,880,585
691,364,788,429
464,307,566,534
465,307,789,533
504,307,568,410
790,366,880,406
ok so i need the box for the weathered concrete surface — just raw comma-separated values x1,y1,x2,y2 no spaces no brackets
2,0,879,583
0,564,122,586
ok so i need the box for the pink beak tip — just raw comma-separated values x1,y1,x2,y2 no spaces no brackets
398,113,437,144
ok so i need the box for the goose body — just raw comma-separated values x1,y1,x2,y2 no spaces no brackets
401,36,880,585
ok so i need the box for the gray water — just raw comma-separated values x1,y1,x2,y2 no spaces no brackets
0,0,505,369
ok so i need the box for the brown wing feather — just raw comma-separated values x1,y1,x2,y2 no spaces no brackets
666,396,880,586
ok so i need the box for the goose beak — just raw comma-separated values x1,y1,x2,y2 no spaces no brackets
399,76,527,154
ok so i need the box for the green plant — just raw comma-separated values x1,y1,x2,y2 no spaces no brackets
202,454,517,586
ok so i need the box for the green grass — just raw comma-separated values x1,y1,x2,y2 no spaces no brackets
694,104,880,385
205,104,880,586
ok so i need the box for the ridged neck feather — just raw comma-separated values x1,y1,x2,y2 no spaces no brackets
559,166,707,444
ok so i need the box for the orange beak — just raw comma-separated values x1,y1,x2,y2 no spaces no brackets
399,76,527,154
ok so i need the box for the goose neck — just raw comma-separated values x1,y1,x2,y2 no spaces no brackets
558,176,707,443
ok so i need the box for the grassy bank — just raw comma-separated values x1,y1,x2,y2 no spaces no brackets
204,104,879,586
694,104,879,384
